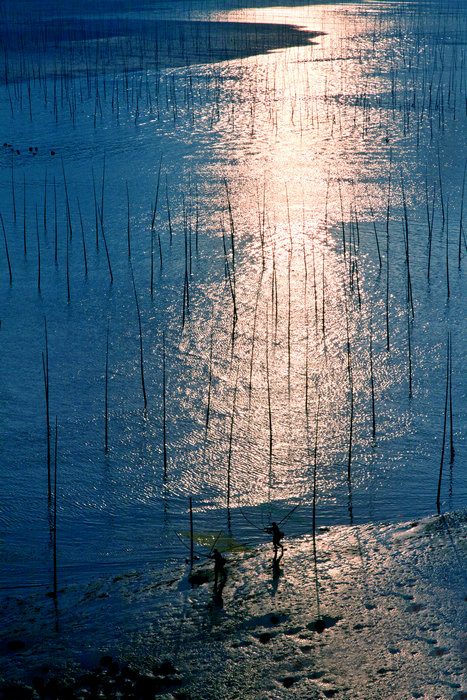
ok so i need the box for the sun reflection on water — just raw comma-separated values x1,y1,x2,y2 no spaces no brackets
0,0,465,586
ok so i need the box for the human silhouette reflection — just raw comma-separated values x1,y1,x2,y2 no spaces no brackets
271,550,283,596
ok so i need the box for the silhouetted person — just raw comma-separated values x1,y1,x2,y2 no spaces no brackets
210,548,227,590
266,522,284,560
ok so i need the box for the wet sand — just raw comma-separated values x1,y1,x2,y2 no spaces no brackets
1,511,465,698
1,16,324,82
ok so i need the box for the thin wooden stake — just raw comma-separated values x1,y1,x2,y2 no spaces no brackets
266,306,273,488
312,394,320,550
165,175,173,246
369,314,376,441
54,177,58,263
61,158,72,241
446,201,450,299
77,198,88,276
66,220,70,302
100,153,106,229
43,170,48,234
344,284,353,481
130,263,147,411
0,213,12,284
205,326,214,436
11,155,16,223
189,497,194,569
23,173,27,256
449,332,454,462
42,317,51,499
162,330,167,479
36,205,41,293
126,181,131,259
436,333,450,514
385,159,392,352
53,416,58,598
407,304,412,398
105,321,109,452
227,366,239,516
92,168,99,249
96,201,113,283
458,159,466,269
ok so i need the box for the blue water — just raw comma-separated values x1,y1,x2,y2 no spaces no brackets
0,0,465,593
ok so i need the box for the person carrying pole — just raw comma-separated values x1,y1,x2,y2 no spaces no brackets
266,521,284,560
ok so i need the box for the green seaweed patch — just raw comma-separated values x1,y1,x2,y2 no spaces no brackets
178,530,251,553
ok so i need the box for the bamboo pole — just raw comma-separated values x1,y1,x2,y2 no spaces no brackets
61,158,72,241
265,306,273,489
126,181,131,259
436,333,450,514
36,205,41,293
458,159,466,269
23,173,27,256
53,416,58,599
105,321,109,452
343,283,353,481
150,156,163,295
205,326,214,436
77,198,88,277
0,213,12,284
369,314,376,441
385,157,392,352
189,496,194,569
54,177,58,263
42,317,51,499
130,263,147,411
162,330,167,479
227,366,239,516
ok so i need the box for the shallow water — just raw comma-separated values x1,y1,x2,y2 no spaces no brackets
0,0,465,593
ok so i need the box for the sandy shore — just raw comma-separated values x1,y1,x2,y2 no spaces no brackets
0,15,324,82
1,511,465,698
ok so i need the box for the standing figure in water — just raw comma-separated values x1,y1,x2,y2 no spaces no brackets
266,522,284,560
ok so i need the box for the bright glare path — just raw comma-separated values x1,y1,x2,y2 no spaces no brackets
0,0,465,590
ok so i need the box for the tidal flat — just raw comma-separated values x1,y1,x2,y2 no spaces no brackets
0,0,465,696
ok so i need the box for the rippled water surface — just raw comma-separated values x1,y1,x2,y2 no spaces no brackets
0,0,465,591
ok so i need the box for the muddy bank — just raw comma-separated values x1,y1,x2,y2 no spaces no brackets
1,511,465,698
0,15,324,83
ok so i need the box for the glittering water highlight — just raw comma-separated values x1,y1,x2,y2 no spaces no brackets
0,0,465,592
